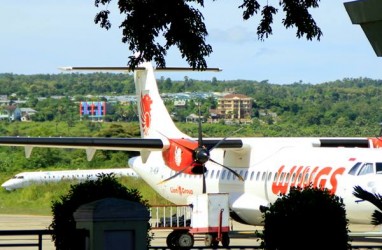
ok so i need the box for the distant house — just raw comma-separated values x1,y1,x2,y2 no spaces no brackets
186,113,204,123
174,99,187,108
0,106,37,121
0,105,22,121
208,109,221,123
20,108,37,121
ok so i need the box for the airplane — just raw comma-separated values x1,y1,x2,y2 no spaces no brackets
1,168,139,191
0,61,382,247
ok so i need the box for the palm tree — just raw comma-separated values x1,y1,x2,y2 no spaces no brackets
353,185,382,225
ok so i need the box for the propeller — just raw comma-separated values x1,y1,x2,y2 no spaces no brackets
160,102,244,194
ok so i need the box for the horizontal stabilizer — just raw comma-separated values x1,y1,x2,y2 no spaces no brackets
59,66,222,72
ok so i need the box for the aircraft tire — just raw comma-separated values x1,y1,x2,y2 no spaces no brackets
204,233,219,247
222,232,230,247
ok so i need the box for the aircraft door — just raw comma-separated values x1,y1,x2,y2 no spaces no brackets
263,170,272,204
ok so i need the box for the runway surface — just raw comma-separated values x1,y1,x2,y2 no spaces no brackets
0,214,381,249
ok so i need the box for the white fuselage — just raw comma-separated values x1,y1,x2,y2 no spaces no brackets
129,137,382,226
1,168,138,191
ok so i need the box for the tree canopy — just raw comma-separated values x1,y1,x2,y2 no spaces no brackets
94,0,322,69
259,186,350,250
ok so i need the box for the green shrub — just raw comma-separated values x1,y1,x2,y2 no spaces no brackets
259,185,350,250
49,173,150,250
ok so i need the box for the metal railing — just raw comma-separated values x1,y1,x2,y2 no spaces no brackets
150,204,192,229
0,230,53,250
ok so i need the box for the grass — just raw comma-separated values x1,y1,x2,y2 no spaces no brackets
0,176,173,216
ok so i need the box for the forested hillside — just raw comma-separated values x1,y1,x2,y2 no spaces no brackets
0,73,381,180
0,73,381,214
1,73,382,133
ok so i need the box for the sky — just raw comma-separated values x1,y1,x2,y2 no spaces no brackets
1,1,382,84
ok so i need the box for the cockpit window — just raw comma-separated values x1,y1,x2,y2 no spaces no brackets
348,162,362,176
376,163,382,174
358,163,374,176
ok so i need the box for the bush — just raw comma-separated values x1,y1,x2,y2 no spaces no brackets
49,173,150,250
259,185,350,250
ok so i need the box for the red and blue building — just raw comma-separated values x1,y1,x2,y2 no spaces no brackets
79,101,106,121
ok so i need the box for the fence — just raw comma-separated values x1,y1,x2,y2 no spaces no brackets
0,230,53,250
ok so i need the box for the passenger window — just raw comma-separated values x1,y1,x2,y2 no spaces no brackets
280,173,285,182
221,170,226,179
304,173,309,184
244,171,248,180
227,172,232,180
250,171,254,181
262,172,266,181
216,170,220,179
268,172,272,181
256,172,260,181
348,162,362,175
286,173,290,182
210,170,215,179
273,172,278,182
358,163,374,176
297,173,302,182
291,173,296,182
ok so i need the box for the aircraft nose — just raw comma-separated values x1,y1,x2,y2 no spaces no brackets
370,180,382,194
1,181,13,191
1,179,19,191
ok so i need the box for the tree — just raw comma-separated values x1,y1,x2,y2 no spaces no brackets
49,174,150,250
353,185,382,225
259,185,350,250
94,0,322,69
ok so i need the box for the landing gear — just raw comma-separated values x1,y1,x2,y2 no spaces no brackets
221,232,230,247
204,233,218,247
166,230,194,249
204,232,230,247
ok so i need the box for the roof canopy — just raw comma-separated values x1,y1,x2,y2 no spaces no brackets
345,0,382,56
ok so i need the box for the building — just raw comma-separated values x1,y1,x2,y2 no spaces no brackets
217,93,253,121
186,113,205,123
79,101,106,121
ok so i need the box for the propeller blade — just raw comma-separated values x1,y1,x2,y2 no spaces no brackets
158,165,191,184
202,172,206,194
210,127,244,151
209,158,244,181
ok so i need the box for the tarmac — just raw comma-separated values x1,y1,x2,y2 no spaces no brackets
0,214,380,249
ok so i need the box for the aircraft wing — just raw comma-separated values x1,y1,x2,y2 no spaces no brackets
0,136,164,150
0,136,244,160
0,136,164,161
